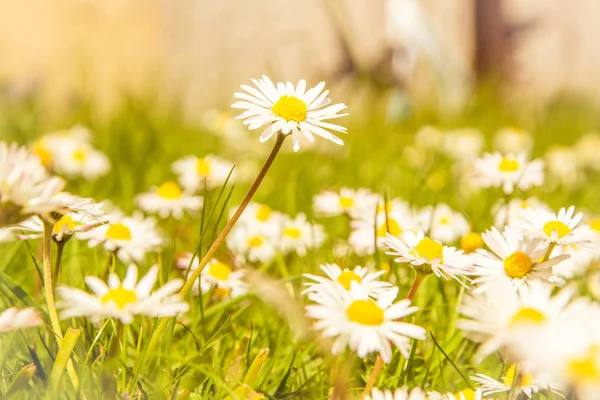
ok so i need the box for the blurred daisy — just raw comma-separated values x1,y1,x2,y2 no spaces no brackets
381,232,474,284
493,197,549,228
417,203,470,244
57,265,188,324
78,211,163,263
279,213,325,256
227,226,277,264
460,232,483,255
303,263,396,301
51,141,110,180
365,387,425,400
443,128,483,161
517,206,594,248
473,153,544,194
471,364,561,398
493,127,533,154
31,125,92,168
305,285,425,362
176,253,248,298
136,181,203,219
312,187,379,219
171,154,235,191
17,206,106,241
235,202,283,236
0,308,41,333
232,76,348,152
428,388,483,400
472,226,568,293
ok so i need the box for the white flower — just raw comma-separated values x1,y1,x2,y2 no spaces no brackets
471,364,561,399
171,154,235,192
417,203,470,244
232,76,348,152
365,387,425,400
313,187,379,219
428,388,483,400
575,132,600,171
472,152,544,194
472,226,568,293
136,181,203,219
227,225,278,264
303,263,396,301
51,141,110,180
78,211,163,263
234,202,284,236
16,205,106,241
31,125,92,167
279,213,325,256
176,253,248,298
545,146,583,187
305,285,425,362
381,232,474,284
0,308,41,333
493,127,533,154
57,265,188,324
517,206,594,248
443,128,484,160
493,197,550,228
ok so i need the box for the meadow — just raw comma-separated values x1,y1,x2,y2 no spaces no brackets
1,79,600,399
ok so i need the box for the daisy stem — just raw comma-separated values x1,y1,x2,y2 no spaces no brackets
361,270,427,398
542,242,556,262
144,133,286,363
42,221,79,390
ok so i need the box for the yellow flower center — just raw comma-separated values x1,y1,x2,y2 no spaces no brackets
452,388,476,400
248,236,263,248
510,307,546,327
339,196,355,209
460,232,483,254
346,300,384,326
504,251,533,278
284,227,302,239
336,271,363,290
197,158,211,177
414,237,444,262
105,223,132,241
53,215,82,235
568,346,600,383
101,286,137,309
33,142,53,166
543,221,570,239
376,201,393,214
589,218,600,232
72,149,86,162
439,217,449,224
214,287,231,297
498,157,520,172
255,205,272,222
157,181,182,199
376,218,402,238
208,261,232,281
272,95,307,122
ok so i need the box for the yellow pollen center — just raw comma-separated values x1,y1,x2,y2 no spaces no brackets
255,205,272,222
214,287,230,297
568,346,600,383
511,307,547,327
414,237,444,262
284,227,302,238
498,157,520,172
105,223,132,241
460,232,483,254
504,251,533,278
209,261,232,281
33,143,53,166
248,236,263,247
589,218,600,232
157,181,182,199
346,300,384,326
53,215,82,235
72,149,86,162
197,158,211,177
452,388,476,400
336,271,363,290
339,196,355,209
543,221,570,239
272,95,307,122
101,286,137,309
376,218,402,238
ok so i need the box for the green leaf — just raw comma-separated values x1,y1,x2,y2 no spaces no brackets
48,327,81,396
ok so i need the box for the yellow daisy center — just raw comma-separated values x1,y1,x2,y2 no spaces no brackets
72,149,86,162
451,388,476,400
105,223,132,241
376,218,402,238
510,307,546,327
208,261,232,281
568,346,600,383
336,271,362,290
504,251,533,278
248,236,263,248
498,157,520,172
53,215,82,235
543,221,570,238
101,286,137,309
157,181,182,199
272,95,307,122
589,218,600,232
346,300,384,326
339,196,354,209
197,158,211,177
284,227,302,239
33,142,53,166
376,201,393,214
460,232,483,254
414,237,444,262
214,287,231,297
255,205,272,222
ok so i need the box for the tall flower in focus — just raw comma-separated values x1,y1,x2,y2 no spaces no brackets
232,76,347,151
473,153,544,194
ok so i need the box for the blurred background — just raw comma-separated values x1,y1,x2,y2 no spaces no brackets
2,0,600,117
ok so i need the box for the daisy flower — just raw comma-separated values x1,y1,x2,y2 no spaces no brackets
517,206,594,248
176,253,248,298
493,127,533,154
428,388,483,400
227,225,278,264
471,364,562,398
493,197,549,228
0,308,41,333
171,154,236,191
305,285,426,362
460,232,484,255
278,213,325,256
51,141,110,180
31,125,92,168
234,202,284,236
417,203,470,244
365,387,425,400
136,181,203,219
381,232,474,284
442,128,484,161
78,211,163,263
232,76,348,152
312,187,379,219
57,264,188,324
303,263,396,301
472,226,568,293
472,152,544,194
